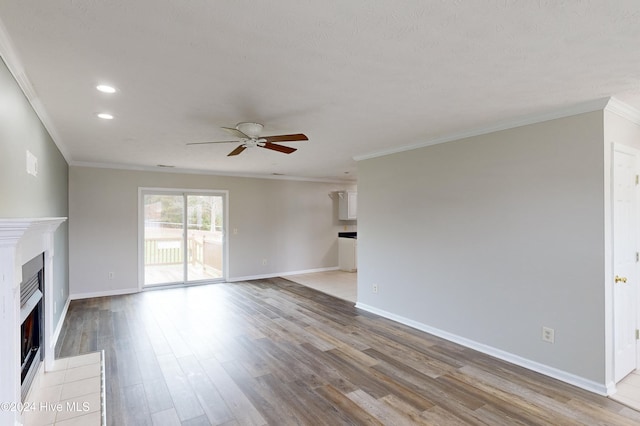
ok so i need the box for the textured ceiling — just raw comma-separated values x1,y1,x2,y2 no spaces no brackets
1,1,640,182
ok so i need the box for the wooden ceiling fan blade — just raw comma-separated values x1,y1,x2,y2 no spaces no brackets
186,140,239,145
262,133,308,143
227,145,247,156
221,127,251,139
261,142,297,154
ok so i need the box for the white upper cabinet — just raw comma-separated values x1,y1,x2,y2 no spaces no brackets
338,191,357,220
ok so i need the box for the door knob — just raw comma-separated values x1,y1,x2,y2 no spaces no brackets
614,275,628,283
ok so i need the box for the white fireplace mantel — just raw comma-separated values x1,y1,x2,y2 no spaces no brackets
0,217,66,426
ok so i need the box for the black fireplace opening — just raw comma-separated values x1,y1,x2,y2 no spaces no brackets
21,304,41,382
20,253,44,401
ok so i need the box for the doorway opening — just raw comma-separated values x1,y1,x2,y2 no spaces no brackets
139,189,227,287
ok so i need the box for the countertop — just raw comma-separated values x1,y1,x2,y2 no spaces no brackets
338,232,357,239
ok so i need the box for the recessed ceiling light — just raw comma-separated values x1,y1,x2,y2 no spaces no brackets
97,113,114,120
96,84,116,93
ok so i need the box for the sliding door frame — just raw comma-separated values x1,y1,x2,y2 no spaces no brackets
138,187,229,290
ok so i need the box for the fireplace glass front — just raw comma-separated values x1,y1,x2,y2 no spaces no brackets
20,253,44,401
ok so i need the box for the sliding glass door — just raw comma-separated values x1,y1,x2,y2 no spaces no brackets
185,195,225,282
141,190,226,287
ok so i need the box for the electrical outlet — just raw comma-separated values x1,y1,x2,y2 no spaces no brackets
233,228,238,235
372,284,378,294
108,272,114,280
542,326,555,343
262,259,267,266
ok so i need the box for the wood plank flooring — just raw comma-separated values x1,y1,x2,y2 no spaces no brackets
56,278,640,425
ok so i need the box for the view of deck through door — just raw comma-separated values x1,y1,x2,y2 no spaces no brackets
140,190,226,287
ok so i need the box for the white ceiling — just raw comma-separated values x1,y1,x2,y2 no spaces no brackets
1,1,640,182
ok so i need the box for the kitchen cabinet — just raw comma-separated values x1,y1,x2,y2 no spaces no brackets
339,237,357,272
338,191,357,220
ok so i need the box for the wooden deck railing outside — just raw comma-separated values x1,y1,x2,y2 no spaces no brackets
144,237,222,271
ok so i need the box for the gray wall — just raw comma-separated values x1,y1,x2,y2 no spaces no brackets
0,57,69,329
357,111,606,384
69,166,353,297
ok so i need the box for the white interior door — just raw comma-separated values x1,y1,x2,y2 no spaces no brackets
613,145,638,382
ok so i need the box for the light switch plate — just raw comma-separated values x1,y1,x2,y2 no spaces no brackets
26,150,38,176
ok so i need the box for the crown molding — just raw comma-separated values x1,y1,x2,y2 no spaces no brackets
70,160,355,184
354,98,612,162
0,18,71,164
605,97,640,126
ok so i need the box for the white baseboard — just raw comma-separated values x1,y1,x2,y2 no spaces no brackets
355,302,609,396
69,268,340,299
51,296,71,347
227,266,339,283
70,287,139,300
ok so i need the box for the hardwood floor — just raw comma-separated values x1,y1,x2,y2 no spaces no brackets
56,278,640,425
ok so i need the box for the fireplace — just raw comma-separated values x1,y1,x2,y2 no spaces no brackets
20,253,44,401
0,217,66,426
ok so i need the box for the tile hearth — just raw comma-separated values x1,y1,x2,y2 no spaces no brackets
23,351,105,426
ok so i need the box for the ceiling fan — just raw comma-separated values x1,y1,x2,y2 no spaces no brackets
187,122,308,156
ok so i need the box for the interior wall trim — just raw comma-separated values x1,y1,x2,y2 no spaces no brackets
354,97,612,162
228,266,340,283
0,18,69,162
51,296,71,349
70,266,341,299
70,287,138,301
71,161,352,184
605,97,640,126
355,302,610,397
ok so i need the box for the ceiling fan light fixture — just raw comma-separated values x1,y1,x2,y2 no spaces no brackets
236,122,263,138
